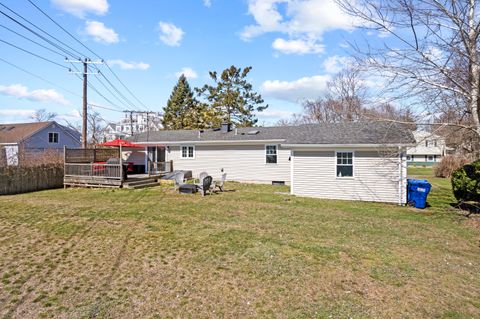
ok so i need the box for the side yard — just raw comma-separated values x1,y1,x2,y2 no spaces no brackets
0,169,478,318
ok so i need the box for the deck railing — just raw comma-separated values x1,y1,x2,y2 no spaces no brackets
64,163,122,180
147,160,173,175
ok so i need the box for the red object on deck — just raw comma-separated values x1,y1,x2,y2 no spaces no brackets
98,139,142,148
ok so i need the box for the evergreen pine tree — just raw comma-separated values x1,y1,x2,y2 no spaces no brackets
162,75,195,130
196,66,268,127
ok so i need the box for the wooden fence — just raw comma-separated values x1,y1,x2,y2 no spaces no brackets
0,164,64,195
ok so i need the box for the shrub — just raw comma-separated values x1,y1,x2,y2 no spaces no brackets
451,160,480,202
433,155,470,178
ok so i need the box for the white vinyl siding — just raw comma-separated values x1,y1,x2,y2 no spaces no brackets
292,149,404,204
167,144,291,183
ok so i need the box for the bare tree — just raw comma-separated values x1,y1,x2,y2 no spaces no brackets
88,111,105,145
336,0,480,146
327,66,368,121
277,66,413,125
30,109,57,122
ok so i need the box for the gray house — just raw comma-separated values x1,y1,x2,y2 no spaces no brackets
0,121,80,166
128,122,414,204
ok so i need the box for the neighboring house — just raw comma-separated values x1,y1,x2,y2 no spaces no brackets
0,121,80,166
128,122,414,204
406,130,447,166
104,112,163,141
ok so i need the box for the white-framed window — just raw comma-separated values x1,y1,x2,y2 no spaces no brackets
265,145,277,164
181,145,195,159
427,155,434,161
406,155,411,161
336,151,354,178
48,132,58,143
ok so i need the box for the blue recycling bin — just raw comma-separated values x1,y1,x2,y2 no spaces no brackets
407,179,432,209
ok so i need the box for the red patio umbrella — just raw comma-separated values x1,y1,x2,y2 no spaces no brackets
98,139,142,148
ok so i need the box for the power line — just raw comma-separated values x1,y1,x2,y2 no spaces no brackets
88,103,125,113
69,62,123,110
26,0,150,111
0,56,82,99
0,38,70,69
104,63,150,110
26,0,97,60
0,24,66,58
94,68,139,110
0,4,83,59
90,71,134,110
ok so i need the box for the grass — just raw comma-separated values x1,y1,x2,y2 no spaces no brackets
0,170,478,318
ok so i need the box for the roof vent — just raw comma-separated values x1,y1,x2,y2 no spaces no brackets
247,130,259,135
221,123,232,133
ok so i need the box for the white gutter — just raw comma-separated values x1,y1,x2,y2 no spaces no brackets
281,143,416,148
134,139,286,145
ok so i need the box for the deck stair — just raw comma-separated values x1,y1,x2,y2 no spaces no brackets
123,176,160,189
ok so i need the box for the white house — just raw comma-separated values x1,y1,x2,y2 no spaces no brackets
104,112,163,141
406,130,447,166
128,122,414,205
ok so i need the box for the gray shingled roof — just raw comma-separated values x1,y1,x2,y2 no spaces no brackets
129,121,415,145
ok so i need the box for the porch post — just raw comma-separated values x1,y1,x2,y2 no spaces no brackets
119,144,123,181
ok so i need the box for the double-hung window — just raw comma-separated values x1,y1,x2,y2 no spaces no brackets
336,151,353,177
48,132,58,144
181,145,195,159
266,145,277,164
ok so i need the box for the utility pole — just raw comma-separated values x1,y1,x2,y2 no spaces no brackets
129,111,134,136
82,61,87,148
67,58,103,148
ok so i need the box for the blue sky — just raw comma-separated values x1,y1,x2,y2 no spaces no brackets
0,0,378,126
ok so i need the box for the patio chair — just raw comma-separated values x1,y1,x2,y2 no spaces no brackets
197,175,213,196
173,171,185,190
213,173,227,192
198,171,208,183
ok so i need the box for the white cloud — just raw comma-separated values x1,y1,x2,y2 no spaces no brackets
84,20,119,44
241,0,358,39
203,0,212,7
0,109,36,120
175,67,198,79
157,22,184,47
108,59,150,70
56,109,82,121
258,109,295,119
261,74,331,102
272,38,324,55
51,0,109,18
241,0,362,55
0,84,70,105
322,55,354,73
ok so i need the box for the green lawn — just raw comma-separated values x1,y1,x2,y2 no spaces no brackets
0,171,478,318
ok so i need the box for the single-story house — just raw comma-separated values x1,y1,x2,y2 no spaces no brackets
0,121,80,166
406,130,447,166
127,121,414,204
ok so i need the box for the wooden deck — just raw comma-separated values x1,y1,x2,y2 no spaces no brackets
63,147,174,189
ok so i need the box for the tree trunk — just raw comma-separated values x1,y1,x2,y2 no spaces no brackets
468,0,480,139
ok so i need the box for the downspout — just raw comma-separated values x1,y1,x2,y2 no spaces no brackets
398,146,401,205
290,150,294,195
398,146,404,206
